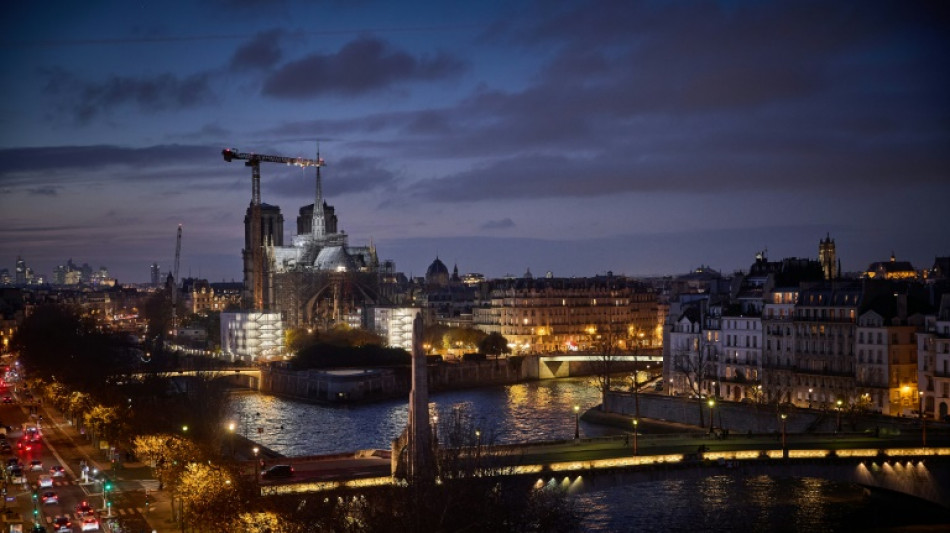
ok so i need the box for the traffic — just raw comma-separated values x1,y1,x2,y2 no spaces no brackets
0,372,108,533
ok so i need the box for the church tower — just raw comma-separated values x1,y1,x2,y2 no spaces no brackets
819,233,838,280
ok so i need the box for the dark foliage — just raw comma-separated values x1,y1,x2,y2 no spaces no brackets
290,343,410,370
478,331,511,356
12,304,138,391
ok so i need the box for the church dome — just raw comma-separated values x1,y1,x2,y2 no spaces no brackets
426,257,449,286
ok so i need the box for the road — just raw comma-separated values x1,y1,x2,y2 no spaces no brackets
0,379,152,533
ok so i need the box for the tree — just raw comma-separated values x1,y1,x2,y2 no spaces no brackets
591,310,630,412
478,332,511,357
178,462,243,532
672,346,713,428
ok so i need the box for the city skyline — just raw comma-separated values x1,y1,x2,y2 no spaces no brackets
2,1,948,283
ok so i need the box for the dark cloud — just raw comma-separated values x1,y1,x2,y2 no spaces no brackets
481,218,515,230
0,145,226,189
262,37,467,98
41,68,214,122
27,187,59,196
229,29,284,71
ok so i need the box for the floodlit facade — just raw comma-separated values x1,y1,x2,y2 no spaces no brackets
221,311,284,361
369,307,420,350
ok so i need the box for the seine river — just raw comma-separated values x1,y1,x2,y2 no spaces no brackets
231,378,949,531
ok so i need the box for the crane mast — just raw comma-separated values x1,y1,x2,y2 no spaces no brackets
221,147,325,310
171,224,182,337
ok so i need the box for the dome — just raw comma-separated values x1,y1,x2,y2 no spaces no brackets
426,256,450,286
426,257,448,277
314,246,356,272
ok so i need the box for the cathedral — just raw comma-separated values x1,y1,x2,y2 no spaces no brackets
242,159,387,329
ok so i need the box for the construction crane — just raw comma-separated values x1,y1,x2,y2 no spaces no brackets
221,147,325,310
171,224,182,338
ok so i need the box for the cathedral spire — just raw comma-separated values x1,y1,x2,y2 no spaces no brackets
312,143,326,241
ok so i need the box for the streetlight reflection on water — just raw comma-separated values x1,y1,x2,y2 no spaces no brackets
230,378,612,456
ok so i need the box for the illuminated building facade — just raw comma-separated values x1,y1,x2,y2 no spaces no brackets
473,275,659,354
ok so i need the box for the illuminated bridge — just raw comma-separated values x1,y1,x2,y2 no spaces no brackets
258,436,950,509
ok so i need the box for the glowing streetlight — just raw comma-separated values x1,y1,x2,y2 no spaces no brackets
573,405,581,439
808,388,813,409
919,391,926,447
632,419,639,456
780,413,788,458
835,400,842,434
707,398,715,434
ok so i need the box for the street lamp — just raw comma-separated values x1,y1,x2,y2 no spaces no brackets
253,446,260,484
808,388,813,409
835,400,842,434
919,391,926,447
780,413,788,458
227,422,236,456
707,398,715,434
573,405,580,439
632,419,639,456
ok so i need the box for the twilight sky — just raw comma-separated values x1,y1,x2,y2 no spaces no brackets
1,0,948,284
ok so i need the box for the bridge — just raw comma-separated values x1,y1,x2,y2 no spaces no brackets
257,432,950,509
130,368,261,389
533,349,662,379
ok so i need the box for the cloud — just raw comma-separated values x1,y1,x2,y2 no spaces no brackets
261,37,467,98
481,218,515,230
41,68,214,122
27,187,59,196
229,29,284,71
0,145,228,189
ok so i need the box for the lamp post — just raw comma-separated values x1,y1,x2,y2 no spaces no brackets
808,388,813,409
835,400,842,434
707,398,715,434
573,405,580,439
226,422,236,457
780,413,788,458
919,391,926,447
632,419,639,456
253,446,260,484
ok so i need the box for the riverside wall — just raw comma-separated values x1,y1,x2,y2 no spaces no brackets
605,391,938,435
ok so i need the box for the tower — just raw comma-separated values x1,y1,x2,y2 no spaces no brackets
819,233,838,280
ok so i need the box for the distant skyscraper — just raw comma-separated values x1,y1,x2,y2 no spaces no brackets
15,257,25,285
150,263,161,286
819,233,838,280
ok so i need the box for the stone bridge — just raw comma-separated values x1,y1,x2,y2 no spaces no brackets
261,445,950,509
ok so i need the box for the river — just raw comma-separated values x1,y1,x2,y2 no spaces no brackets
230,378,949,531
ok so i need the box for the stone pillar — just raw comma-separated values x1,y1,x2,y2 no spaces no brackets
407,312,432,482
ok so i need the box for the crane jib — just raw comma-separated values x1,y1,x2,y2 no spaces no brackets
221,148,324,167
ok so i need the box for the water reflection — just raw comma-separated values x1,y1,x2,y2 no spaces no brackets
230,377,613,456
575,477,949,532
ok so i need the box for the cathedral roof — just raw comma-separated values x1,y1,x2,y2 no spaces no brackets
314,246,356,271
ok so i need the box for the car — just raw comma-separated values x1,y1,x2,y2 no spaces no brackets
80,517,99,531
261,464,294,479
30,459,43,471
38,474,54,487
9,466,23,479
75,501,95,517
41,490,59,504
52,516,71,533
17,439,34,452
5,457,20,469
1,396,12,404
50,465,65,477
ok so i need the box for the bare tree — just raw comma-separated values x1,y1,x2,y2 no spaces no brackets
672,347,713,428
592,309,630,412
